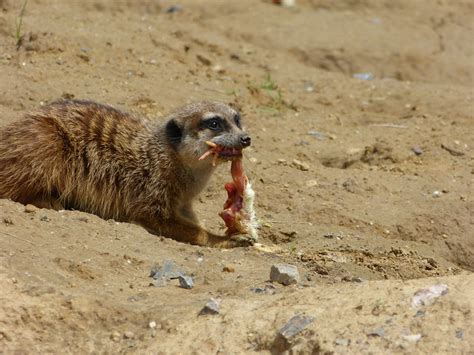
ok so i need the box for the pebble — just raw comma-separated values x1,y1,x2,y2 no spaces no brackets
353,72,374,81
222,266,235,273
432,190,442,198
198,298,220,316
270,263,300,286
196,54,211,66
272,0,296,7
278,315,314,340
411,146,423,155
123,331,135,339
455,330,464,339
150,260,184,281
291,159,309,171
342,276,364,283
149,321,156,329
367,327,384,337
305,180,318,187
411,284,448,307
178,275,194,289
24,204,38,213
250,284,276,294
307,130,326,140
403,334,422,342
335,338,349,346
110,331,121,342
165,5,182,13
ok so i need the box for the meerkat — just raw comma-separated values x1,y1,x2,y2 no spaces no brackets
0,99,253,248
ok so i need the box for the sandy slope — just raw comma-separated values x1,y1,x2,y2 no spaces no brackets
0,0,473,353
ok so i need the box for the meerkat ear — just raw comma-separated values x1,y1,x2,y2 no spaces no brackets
165,119,183,148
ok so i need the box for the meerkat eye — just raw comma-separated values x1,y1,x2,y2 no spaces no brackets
234,114,242,128
204,117,223,131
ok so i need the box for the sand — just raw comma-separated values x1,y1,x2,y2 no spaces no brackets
0,0,473,353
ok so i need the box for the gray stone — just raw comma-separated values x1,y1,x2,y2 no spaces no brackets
198,298,220,316
278,315,315,340
149,260,184,281
367,327,385,337
335,338,349,346
178,275,194,289
270,264,300,286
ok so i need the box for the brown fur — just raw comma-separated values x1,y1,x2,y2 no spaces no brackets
0,99,252,247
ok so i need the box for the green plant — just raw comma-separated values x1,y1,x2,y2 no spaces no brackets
247,74,297,114
15,0,28,48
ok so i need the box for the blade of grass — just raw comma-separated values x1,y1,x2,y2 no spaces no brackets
15,0,28,48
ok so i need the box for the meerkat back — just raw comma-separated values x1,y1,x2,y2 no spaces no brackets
0,100,150,219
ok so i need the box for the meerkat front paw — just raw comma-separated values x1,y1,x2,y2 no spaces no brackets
229,233,255,247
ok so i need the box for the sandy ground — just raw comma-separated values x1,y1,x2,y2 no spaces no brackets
0,0,473,353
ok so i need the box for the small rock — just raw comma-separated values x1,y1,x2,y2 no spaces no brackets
304,82,314,92
272,0,296,7
270,264,300,286
403,334,422,342
196,54,211,66
414,310,425,317
110,331,121,342
335,338,349,346
39,215,49,222
291,159,309,171
455,330,464,339
212,64,225,74
411,284,448,307
178,275,194,289
149,321,156,329
251,284,276,294
278,315,314,340
150,277,167,288
123,331,135,339
165,5,182,13
2,217,13,225
342,276,364,283
367,327,384,337
277,158,288,166
353,72,374,81
222,266,235,273
24,204,37,213
305,180,318,187
411,146,423,155
307,130,326,140
77,53,90,62
426,257,438,269
342,179,356,193
432,190,442,198
198,298,220,316
150,260,184,281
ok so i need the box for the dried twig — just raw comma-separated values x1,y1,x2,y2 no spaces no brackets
0,231,36,245
369,123,408,129
441,143,465,157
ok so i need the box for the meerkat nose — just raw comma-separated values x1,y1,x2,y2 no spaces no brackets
240,135,251,148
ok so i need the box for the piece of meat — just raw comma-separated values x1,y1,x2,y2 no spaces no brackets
199,142,254,236
219,157,248,235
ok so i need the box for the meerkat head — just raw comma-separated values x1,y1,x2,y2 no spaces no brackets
164,101,251,169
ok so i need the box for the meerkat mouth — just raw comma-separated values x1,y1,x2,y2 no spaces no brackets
198,141,243,166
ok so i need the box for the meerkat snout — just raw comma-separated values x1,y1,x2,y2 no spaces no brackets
240,135,251,147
